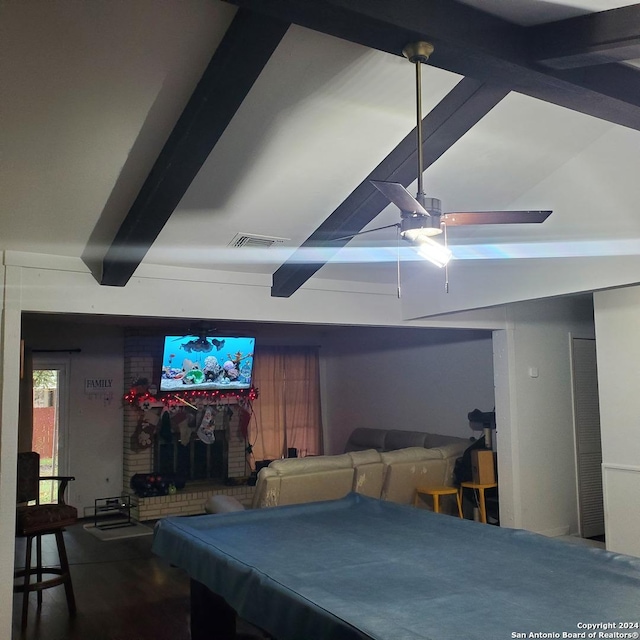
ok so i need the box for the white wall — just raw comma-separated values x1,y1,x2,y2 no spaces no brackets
7,252,509,330
494,295,595,537
321,328,495,453
593,286,640,557
0,262,20,637
22,318,125,516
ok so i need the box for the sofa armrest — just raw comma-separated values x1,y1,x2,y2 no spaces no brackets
251,467,281,509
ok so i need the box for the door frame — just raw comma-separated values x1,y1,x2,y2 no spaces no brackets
32,355,71,478
570,337,604,539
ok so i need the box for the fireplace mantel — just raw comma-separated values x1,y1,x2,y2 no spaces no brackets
123,330,255,520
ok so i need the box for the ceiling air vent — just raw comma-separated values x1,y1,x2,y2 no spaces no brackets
228,233,288,249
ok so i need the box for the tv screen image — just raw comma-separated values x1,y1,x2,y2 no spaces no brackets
160,336,255,392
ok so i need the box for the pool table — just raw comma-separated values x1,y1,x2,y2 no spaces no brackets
152,493,640,640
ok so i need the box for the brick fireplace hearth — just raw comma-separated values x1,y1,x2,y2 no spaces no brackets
123,330,255,520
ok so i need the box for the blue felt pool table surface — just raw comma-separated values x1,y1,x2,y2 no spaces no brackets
152,493,640,640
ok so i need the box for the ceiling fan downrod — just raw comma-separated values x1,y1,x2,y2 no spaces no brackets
402,42,434,209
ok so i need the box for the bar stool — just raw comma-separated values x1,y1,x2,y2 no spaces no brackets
414,486,463,518
14,452,77,630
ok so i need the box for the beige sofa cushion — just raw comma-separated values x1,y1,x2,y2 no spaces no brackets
380,446,442,465
254,454,356,508
277,468,355,506
380,447,449,504
347,449,382,466
431,441,470,485
347,449,384,498
429,442,470,460
269,453,353,475
352,463,385,498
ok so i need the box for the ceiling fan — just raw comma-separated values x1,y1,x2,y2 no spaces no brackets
355,41,552,279
172,322,225,354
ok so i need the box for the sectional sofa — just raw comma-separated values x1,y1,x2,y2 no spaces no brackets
205,428,471,514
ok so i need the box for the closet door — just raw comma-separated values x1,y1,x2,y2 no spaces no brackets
572,338,604,539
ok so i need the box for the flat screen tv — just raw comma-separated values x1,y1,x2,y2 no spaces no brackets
160,335,255,392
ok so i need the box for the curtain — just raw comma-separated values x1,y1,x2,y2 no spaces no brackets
250,346,322,464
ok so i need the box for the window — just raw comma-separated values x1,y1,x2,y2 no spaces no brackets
249,346,322,462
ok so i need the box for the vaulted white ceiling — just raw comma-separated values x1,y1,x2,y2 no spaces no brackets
2,0,640,305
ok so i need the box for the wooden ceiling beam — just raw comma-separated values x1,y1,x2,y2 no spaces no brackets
99,9,289,287
223,0,640,131
530,4,640,69
271,78,509,298
222,0,524,62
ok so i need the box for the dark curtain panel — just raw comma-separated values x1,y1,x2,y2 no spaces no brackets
18,341,34,452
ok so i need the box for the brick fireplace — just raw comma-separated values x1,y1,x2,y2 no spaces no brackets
122,330,255,521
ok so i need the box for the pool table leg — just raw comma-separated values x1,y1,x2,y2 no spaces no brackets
190,579,236,640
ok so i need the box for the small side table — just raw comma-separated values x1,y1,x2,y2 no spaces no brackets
459,481,498,524
414,486,463,518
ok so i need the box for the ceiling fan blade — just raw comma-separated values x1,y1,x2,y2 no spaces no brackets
441,210,552,226
371,181,429,215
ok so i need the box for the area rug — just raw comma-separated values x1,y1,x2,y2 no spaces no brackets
83,521,154,541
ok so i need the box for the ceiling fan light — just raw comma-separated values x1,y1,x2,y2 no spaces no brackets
401,216,442,238
401,227,442,243
411,236,452,268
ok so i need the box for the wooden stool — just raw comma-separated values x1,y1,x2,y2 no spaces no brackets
459,481,498,523
414,486,463,518
14,452,77,631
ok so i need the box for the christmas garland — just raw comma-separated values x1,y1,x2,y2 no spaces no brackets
124,387,258,408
